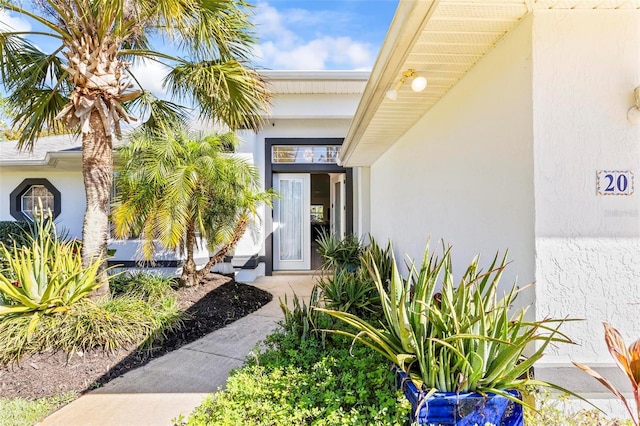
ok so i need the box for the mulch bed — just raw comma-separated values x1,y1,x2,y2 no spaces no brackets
0,273,273,400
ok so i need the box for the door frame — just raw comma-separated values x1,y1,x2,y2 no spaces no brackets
265,138,353,275
272,173,311,271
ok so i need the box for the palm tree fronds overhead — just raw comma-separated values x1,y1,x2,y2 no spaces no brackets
0,0,271,296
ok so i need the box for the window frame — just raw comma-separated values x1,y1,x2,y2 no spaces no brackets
10,178,62,221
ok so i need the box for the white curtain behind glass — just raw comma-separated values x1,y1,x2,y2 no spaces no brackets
279,179,303,261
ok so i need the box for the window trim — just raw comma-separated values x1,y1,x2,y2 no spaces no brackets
10,178,62,221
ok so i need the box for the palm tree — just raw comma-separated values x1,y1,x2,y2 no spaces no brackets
111,127,275,287
0,0,270,296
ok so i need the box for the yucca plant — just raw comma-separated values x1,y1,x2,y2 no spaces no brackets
573,323,640,426
316,268,380,319
318,242,577,400
316,230,362,272
0,212,105,332
279,286,324,342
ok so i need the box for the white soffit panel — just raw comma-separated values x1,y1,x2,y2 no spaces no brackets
263,71,369,95
340,0,640,167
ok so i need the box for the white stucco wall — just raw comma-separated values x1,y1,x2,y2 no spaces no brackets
0,170,86,238
369,16,535,301
232,91,357,264
532,11,640,367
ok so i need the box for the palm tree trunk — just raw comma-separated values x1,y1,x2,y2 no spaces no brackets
82,111,113,298
193,216,249,285
180,222,198,287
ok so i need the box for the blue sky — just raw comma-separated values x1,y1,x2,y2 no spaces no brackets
0,1,398,94
252,1,398,70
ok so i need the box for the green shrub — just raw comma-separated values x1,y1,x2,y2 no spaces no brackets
109,271,177,302
0,293,183,365
360,236,393,289
316,231,362,272
0,215,104,326
181,332,410,425
315,268,380,319
279,286,329,343
0,221,31,251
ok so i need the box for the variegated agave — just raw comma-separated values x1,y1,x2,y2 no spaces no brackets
319,242,578,403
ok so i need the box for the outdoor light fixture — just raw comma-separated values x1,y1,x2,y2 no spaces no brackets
385,69,427,100
627,86,640,125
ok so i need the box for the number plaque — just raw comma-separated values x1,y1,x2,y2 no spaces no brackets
597,171,634,196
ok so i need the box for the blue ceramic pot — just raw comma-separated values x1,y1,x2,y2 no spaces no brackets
394,367,524,426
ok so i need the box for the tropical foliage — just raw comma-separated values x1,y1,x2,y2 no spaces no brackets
316,231,362,272
0,271,183,365
179,330,410,425
573,323,640,426
0,0,270,295
319,242,576,398
111,128,275,287
0,212,104,329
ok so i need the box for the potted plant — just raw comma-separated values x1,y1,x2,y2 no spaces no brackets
319,242,578,425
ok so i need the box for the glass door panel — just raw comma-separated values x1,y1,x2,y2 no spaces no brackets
273,173,310,270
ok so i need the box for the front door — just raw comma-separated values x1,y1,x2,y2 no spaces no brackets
273,173,311,270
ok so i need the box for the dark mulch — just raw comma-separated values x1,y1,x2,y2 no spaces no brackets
0,273,272,400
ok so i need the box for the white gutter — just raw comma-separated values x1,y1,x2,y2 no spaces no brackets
262,70,371,81
338,0,441,166
0,150,81,167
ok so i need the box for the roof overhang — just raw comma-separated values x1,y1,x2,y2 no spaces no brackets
262,70,370,95
339,0,640,167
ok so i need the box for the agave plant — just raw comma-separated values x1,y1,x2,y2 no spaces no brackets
573,323,640,426
0,211,105,334
318,242,577,399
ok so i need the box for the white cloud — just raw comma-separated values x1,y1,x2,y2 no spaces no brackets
253,2,376,70
130,60,170,96
0,11,31,33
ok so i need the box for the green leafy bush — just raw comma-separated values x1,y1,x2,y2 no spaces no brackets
180,332,410,425
0,221,31,251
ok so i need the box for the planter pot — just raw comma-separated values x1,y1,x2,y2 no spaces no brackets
394,367,524,425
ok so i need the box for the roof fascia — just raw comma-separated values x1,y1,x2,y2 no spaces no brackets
339,0,440,166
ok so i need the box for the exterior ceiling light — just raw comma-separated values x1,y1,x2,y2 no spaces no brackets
385,69,427,100
628,87,640,125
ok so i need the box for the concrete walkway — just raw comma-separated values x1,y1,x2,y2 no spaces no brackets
39,274,318,426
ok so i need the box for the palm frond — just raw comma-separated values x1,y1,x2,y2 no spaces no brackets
125,91,190,131
165,59,270,131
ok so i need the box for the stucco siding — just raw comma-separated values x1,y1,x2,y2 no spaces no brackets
0,170,85,239
369,16,535,300
532,10,640,365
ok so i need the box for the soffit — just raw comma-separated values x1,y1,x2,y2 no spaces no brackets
340,0,640,167
262,70,369,95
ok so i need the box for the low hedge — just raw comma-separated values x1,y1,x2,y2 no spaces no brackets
180,332,410,425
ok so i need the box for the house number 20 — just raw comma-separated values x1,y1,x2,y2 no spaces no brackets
597,171,634,196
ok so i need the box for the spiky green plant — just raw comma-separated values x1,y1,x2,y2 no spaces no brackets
319,242,577,400
0,212,105,334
